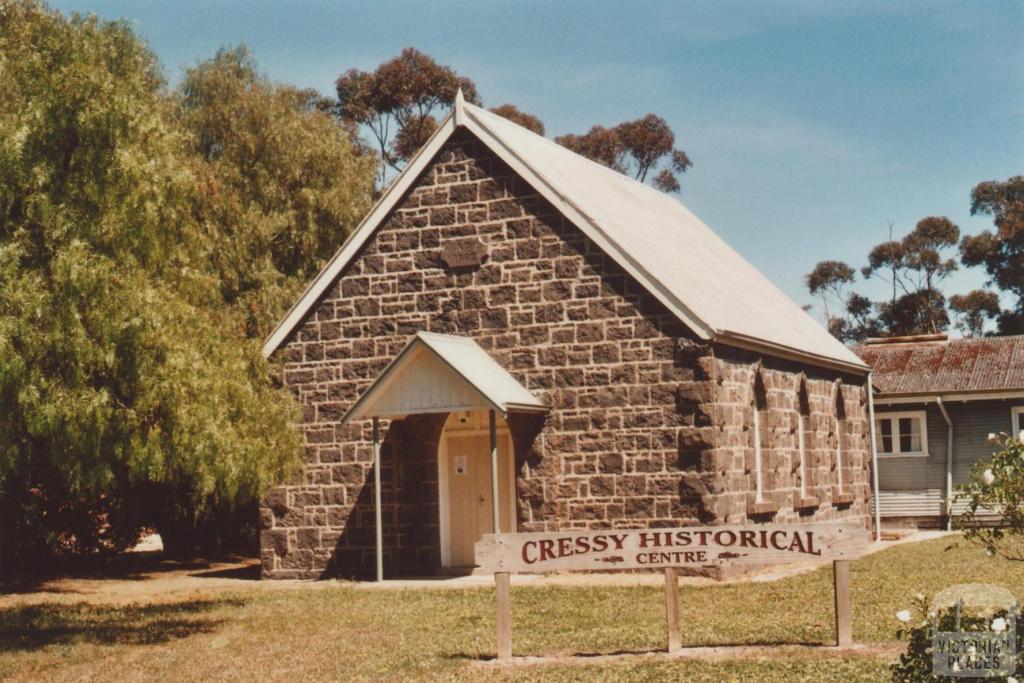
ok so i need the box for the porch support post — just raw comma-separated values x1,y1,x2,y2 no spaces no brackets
373,416,383,582
489,409,500,534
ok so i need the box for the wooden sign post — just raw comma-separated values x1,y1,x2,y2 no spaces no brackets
495,571,512,660
664,566,681,653
833,559,852,647
474,523,870,660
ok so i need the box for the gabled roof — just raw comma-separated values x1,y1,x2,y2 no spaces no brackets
342,332,546,424
856,335,1024,397
264,92,868,374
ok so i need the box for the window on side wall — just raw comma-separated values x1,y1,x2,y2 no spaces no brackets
1012,406,1024,437
875,411,927,456
752,369,769,503
833,385,846,490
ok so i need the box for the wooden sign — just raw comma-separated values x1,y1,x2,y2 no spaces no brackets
477,523,870,661
475,523,870,574
440,237,487,268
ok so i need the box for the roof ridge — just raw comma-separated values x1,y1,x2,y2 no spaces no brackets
465,102,684,206
949,334,1024,342
861,335,1024,350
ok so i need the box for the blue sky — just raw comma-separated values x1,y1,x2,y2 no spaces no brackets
53,0,1024,322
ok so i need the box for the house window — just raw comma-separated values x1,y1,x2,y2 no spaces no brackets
1012,406,1024,437
875,411,928,456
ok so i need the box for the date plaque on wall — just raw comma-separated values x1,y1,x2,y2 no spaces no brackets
440,237,488,269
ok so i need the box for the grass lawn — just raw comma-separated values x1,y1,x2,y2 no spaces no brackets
1,534,1021,681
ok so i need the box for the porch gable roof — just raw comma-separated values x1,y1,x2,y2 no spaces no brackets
341,332,546,424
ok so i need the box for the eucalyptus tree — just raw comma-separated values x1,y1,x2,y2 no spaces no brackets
336,48,480,183
960,176,1024,334
555,114,692,192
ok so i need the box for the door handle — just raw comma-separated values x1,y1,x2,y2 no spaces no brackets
478,494,485,504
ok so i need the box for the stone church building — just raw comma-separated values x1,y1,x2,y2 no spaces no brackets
259,93,874,580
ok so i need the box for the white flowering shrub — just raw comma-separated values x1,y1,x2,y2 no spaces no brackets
957,433,1024,559
891,593,1021,681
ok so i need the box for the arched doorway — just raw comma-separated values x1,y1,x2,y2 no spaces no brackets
437,410,517,568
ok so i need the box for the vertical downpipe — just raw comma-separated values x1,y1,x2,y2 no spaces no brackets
867,373,882,541
937,397,953,532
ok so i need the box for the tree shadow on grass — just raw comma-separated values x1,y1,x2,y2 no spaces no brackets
5,551,258,594
188,563,260,581
0,597,247,652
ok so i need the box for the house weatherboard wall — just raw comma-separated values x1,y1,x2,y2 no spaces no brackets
856,334,1024,527
259,93,873,580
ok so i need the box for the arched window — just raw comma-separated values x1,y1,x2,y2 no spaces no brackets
752,367,768,505
833,380,846,493
796,375,811,502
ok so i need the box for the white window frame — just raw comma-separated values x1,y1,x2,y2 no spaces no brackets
1012,406,1024,437
875,410,929,458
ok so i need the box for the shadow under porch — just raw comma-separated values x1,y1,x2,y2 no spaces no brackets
323,413,448,580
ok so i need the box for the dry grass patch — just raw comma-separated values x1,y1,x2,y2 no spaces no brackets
0,534,1020,681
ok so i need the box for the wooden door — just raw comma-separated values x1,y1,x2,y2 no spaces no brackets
444,431,515,567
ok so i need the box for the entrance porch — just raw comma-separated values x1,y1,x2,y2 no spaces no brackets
341,332,547,580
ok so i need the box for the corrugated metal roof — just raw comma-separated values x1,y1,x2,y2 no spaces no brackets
856,336,1024,396
342,332,546,423
466,103,866,371
264,94,867,372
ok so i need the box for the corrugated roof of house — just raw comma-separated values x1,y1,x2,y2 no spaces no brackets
855,335,1024,396
263,93,867,373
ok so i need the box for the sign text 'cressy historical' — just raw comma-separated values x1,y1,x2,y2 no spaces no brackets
475,523,870,573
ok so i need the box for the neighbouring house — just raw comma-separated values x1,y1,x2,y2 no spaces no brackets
856,333,1024,528
259,92,874,580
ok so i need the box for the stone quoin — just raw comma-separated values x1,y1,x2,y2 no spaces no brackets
258,94,874,580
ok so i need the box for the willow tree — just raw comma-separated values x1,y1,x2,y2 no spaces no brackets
0,1,303,565
178,46,376,338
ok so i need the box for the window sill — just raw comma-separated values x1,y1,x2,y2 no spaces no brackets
796,496,820,510
747,501,778,517
832,490,855,506
878,453,929,459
